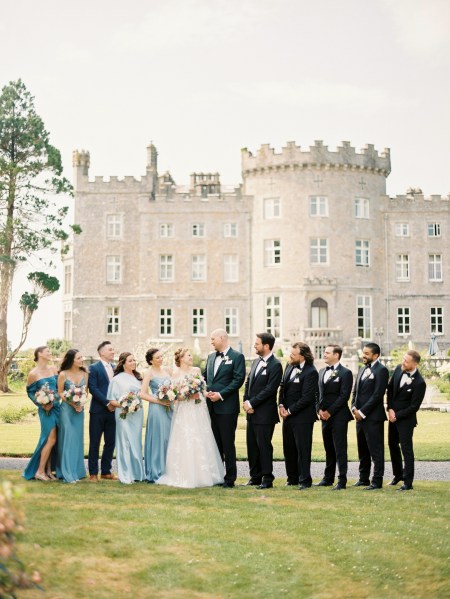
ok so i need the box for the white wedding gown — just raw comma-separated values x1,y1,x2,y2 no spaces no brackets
156,393,224,488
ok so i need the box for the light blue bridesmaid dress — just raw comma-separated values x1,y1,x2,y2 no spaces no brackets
144,375,173,482
107,372,144,484
56,377,86,483
23,375,60,480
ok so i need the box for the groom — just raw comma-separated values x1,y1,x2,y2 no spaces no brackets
204,329,246,488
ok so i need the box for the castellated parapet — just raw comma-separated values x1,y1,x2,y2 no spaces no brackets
241,140,391,177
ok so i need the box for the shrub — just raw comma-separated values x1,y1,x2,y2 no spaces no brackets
0,405,37,424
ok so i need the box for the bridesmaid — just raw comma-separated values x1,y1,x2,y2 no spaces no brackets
23,346,60,481
140,348,173,482
107,352,144,484
57,349,88,483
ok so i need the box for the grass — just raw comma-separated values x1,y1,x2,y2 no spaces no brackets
1,391,449,460
2,471,449,599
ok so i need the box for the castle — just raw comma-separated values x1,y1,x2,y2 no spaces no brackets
63,140,449,358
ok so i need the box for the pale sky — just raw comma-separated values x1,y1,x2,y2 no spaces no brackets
2,0,450,349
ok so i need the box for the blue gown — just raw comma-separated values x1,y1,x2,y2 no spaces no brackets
107,373,144,484
144,375,173,482
57,377,86,483
23,375,60,480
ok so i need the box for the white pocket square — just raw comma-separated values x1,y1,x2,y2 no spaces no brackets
260,371,267,376
293,379,300,383
369,374,374,380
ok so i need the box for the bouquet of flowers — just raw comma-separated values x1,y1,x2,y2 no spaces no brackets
35,382,55,416
178,373,206,404
119,391,142,420
62,384,89,407
157,381,178,411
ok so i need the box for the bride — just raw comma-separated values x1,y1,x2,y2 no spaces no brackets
156,348,224,488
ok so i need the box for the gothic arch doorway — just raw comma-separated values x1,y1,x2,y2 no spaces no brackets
311,297,328,328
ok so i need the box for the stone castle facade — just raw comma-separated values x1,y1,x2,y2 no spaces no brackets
63,140,449,358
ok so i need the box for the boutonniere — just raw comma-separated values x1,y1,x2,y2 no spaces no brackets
329,370,338,380
406,376,414,385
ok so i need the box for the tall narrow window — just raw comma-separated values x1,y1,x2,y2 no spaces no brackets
192,255,207,281
192,223,205,237
264,198,281,219
309,196,328,217
357,296,371,338
106,307,120,334
106,256,121,283
311,298,328,328
224,223,238,237
192,308,206,335
264,240,281,266
355,240,370,267
159,255,174,281
223,254,239,282
265,296,281,337
428,254,442,281
310,238,328,265
64,264,72,294
224,307,239,336
64,310,72,340
106,214,122,238
160,308,173,336
354,198,369,219
395,254,410,281
397,307,410,335
430,307,443,334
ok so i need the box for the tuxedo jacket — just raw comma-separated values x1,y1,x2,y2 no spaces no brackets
386,365,426,426
278,362,318,423
351,360,388,422
203,348,246,415
88,361,112,415
317,363,353,422
243,355,282,425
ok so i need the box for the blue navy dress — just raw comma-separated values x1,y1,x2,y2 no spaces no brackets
144,375,173,482
57,377,86,482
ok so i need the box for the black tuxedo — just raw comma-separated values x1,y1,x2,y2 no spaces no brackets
87,361,116,476
351,360,389,487
203,348,246,484
387,365,426,487
243,354,282,484
278,362,318,486
317,363,353,485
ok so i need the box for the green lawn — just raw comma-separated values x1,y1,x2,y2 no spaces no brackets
2,471,449,599
1,392,449,460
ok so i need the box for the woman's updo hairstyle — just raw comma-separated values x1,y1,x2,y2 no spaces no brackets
145,348,160,366
33,346,48,362
174,347,189,367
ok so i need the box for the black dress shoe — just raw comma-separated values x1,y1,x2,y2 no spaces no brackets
397,484,413,491
257,481,273,489
314,480,333,487
332,483,346,490
222,482,235,488
297,484,311,491
363,484,381,491
245,480,262,486
388,477,402,486
353,480,370,487
285,481,296,486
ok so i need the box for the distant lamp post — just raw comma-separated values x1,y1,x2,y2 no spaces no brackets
375,327,384,354
428,334,439,357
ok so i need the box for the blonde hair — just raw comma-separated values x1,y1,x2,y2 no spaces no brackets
174,347,189,367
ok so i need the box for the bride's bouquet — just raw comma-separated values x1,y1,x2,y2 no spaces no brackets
178,373,206,404
62,384,89,408
35,383,56,416
118,391,142,420
157,381,178,412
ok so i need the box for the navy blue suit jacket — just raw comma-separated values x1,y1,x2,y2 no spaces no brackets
88,361,112,415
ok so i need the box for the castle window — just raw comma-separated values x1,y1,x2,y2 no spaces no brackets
225,307,239,336
106,256,121,284
64,264,72,294
395,254,410,282
311,298,328,328
192,308,206,336
64,310,72,340
159,255,174,281
309,196,328,217
160,308,173,336
430,307,443,334
357,295,372,339
223,254,239,282
397,307,410,335
106,214,122,239
265,296,281,338
264,239,281,266
159,223,174,238
310,238,328,265
192,254,207,281
354,198,369,219
395,223,410,237
428,254,442,282
106,307,120,334
192,223,205,237
355,240,370,267
264,198,281,219
223,223,238,238
428,223,441,237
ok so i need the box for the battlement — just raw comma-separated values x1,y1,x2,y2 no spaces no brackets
389,189,450,203
241,140,391,177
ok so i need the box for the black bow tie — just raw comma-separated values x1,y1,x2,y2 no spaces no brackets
216,352,224,358
326,366,333,371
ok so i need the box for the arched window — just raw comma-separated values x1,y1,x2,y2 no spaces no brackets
311,298,328,328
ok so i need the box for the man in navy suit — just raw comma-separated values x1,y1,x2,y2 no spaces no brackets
316,344,353,490
352,342,389,490
87,341,117,481
278,342,318,490
244,332,283,489
387,350,426,491
204,329,246,488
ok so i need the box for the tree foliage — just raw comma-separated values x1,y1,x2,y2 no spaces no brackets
0,79,79,392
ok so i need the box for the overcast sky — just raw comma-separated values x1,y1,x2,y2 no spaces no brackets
2,0,449,349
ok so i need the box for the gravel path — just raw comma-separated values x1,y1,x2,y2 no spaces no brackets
1,457,449,481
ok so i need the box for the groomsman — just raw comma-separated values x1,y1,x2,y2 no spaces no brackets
204,329,246,488
315,344,353,490
88,341,117,481
387,350,426,491
243,333,282,489
352,342,389,490
278,342,318,490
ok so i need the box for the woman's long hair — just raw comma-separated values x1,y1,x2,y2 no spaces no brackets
114,352,142,381
59,349,87,373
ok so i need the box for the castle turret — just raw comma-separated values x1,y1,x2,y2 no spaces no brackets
72,149,90,191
